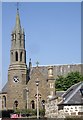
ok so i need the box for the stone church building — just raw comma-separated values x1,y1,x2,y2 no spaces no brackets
0,9,82,111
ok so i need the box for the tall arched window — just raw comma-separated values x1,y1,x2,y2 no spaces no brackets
14,100,18,109
15,51,18,61
41,100,45,109
20,52,22,61
11,52,13,62
31,100,35,109
2,96,6,109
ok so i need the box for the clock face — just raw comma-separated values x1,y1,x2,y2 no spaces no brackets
13,76,19,83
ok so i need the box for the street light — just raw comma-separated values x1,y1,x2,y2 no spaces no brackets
26,88,29,109
35,78,40,119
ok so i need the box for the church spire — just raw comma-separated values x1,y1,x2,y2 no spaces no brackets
14,3,21,32
11,4,26,64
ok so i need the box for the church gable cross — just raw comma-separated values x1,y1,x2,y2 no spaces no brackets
36,61,39,67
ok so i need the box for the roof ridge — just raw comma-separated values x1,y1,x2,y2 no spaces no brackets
64,82,83,103
62,82,82,97
32,63,81,67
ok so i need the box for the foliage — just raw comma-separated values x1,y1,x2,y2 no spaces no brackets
39,109,45,117
15,108,45,117
56,71,83,91
1,109,14,118
15,109,36,116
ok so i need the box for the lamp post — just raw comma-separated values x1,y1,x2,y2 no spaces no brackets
35,78,40,119
26,88,29,109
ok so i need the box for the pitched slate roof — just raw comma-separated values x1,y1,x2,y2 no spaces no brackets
32,63,81,79
56,91,65,97
59,82,83,105
48,91,65,101
0,83,7,94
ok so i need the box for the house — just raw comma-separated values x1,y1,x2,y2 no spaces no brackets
45,82,83,118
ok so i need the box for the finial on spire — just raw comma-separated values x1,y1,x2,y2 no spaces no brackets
17,2,19,13
14,2,21,32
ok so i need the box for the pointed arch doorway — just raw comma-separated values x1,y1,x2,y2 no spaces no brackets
31,100,35,109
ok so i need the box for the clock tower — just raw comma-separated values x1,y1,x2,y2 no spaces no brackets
7,8,27,110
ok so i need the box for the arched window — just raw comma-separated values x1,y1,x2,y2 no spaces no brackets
31,100,35,109
15,51,18,61
2,96,6,108
20,52,22,62
11,52,13,62
41,100,45,109
14,100,18,109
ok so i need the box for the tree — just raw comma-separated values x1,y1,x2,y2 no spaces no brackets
55,71,83,91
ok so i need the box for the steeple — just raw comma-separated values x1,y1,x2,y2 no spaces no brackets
14,6,21,32
10,5,26,64
7,4,27,110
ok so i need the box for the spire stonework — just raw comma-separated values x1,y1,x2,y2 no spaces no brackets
10,8,26,64
14,8,21,32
